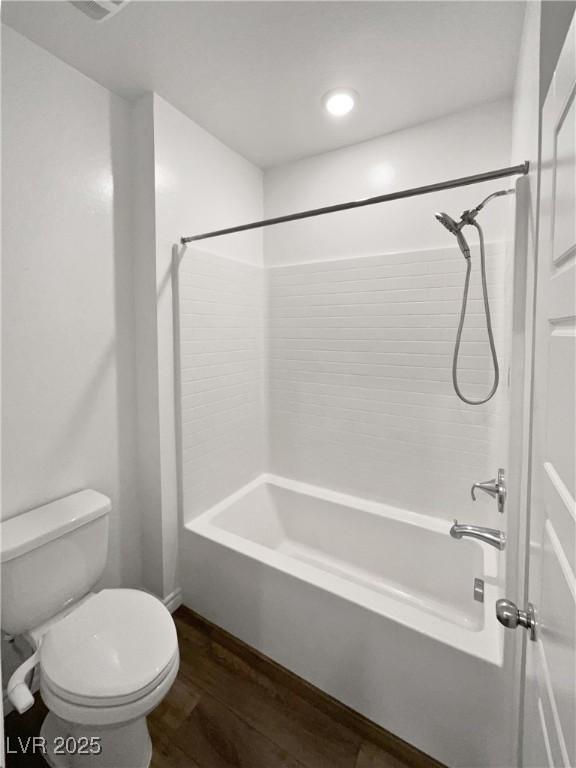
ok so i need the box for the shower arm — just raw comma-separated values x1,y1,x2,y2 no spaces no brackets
461,188,515,224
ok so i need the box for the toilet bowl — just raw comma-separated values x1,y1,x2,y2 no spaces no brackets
0,491,180,768
32,588,180,768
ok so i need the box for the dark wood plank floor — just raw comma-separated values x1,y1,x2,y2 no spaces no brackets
4,606,444,768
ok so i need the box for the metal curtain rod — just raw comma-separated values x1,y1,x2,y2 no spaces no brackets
180,161,529,244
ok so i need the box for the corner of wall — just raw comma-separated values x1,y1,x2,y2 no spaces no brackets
130,93,165,597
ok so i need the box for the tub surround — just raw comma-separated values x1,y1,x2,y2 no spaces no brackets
177,250,266,518
268,246,507,520
177,244,508,527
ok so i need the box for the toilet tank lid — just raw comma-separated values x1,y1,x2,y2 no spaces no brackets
0,490,111,563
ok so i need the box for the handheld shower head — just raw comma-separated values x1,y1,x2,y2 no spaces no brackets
435,212,460,235
435,212,470,257
434,187,512,406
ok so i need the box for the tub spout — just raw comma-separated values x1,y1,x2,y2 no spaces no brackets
450,520,506,550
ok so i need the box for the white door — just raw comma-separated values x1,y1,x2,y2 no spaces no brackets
521,17,576,768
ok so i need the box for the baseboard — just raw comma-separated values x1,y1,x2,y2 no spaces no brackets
163,587,183,613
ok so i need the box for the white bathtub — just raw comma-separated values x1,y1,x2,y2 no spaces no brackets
181,474,508,767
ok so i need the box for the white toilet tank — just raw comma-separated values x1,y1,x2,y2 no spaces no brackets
1,490,110,635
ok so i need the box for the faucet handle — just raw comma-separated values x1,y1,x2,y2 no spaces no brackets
471,480,498,499
471,468,506,513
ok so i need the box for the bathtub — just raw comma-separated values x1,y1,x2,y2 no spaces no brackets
181,474,508,767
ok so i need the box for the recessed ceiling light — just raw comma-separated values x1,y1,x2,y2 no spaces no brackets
323,89,357,117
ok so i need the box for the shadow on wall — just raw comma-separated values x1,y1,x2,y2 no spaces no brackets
108,97,141,590
28,96,141,590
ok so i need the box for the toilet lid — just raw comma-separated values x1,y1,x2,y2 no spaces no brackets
40,589,178,701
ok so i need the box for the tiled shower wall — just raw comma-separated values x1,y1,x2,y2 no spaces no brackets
268,244,507,520
178,251,266,517
178,244,507,521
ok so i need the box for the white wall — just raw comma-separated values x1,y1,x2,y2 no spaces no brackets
154,95,264,268
1,26,141,588
143,95,264,596
264,99,512,265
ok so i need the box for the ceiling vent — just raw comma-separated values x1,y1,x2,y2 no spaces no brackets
69,0,130,22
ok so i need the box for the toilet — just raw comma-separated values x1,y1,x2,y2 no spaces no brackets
0,490,179,768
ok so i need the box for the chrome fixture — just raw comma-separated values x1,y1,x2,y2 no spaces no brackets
471,468,506,513
496,599,536,641
450,521,506,550
435,212,471,257
435,188,515,405
474,578,485,603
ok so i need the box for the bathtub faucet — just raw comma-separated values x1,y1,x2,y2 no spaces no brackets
450,521,506,550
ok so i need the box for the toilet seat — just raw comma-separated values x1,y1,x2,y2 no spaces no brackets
42,650,179,708
40,589,178,706
41,650,179,727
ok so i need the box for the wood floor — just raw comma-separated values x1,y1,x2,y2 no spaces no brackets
4,607,444,768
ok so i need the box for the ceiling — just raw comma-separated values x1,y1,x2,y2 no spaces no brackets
2,1,525,168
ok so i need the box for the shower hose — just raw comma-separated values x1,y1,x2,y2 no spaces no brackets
453,220,499,405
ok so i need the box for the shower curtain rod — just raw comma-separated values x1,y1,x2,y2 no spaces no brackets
180,161,529,245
